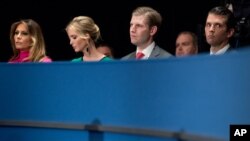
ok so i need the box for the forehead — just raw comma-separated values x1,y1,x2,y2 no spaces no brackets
67,26,78,34
131,15,147,24
16,23,28,31
206,13,227,24
177,34,193,41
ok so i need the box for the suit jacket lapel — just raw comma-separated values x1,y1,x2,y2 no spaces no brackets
149,45,160,58
130,52,136,59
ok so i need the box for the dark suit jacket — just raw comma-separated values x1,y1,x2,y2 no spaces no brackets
121,45,172,60
210,45,238,55
227,46,238,54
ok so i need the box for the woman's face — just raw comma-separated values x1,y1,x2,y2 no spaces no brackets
66,27,88,52
14,23,32,51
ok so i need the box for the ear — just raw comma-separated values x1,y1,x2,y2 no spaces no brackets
227,28,235,38
83,33,90,40
150,26,157,36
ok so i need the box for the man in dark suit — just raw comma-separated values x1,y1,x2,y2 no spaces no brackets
205,6,236,55
122,6,172,60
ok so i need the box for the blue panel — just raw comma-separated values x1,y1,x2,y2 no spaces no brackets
0,127,88,141
103,132,176,141
0,127,176,141
1,47,250,140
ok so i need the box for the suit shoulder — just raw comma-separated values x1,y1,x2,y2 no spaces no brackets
121,52,136,60
157,46,173,57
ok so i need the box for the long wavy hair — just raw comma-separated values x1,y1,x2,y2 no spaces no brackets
9,19,48,62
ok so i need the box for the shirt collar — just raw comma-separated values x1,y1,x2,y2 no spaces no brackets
210,44,230,55
136,42,155,59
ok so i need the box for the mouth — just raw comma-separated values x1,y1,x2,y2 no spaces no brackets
207,36,214,40
130,36,137,40
130,34,136,38
177,52,184,56
15,42,21,44
207,34,214,38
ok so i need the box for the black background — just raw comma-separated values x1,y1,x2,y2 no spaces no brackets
0,0,237,61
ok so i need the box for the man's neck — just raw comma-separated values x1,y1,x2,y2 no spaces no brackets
210,43,230,55
210,41,229,53
137,41,154,51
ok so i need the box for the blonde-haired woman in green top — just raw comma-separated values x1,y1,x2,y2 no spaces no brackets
65,16,112,62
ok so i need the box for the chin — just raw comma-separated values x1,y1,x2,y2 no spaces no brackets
131,42,138,46
131,39,137,44
207,39,214,44
73,48,79,52
16,47,28,50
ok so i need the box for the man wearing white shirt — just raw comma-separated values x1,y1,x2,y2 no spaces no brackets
122,6,172,60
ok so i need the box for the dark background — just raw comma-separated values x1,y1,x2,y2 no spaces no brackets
0,0,249,61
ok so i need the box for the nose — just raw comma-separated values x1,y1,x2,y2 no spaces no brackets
176,45,183,51
16,33,22,38
15,34,22,41
178,47,183,52
130,25,135,33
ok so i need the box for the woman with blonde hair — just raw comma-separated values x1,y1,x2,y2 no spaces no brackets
65,16,112,62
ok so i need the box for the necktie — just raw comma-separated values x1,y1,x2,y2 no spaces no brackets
136,52,144,59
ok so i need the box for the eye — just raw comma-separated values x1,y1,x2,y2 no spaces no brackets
205,23,211,28
14,31,19,35
214,24,222,28
183,42,189,46
70,35,77,40
21,31,29,36
137,24,143,28
72,36,77,40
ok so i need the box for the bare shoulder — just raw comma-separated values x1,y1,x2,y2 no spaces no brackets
40,56,52,62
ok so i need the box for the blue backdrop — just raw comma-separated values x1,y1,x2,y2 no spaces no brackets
0,47,250,141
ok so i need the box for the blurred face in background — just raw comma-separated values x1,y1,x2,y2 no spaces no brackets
97,46,113,58
175,33,197,57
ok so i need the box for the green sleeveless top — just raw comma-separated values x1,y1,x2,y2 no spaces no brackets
71,56,112,62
